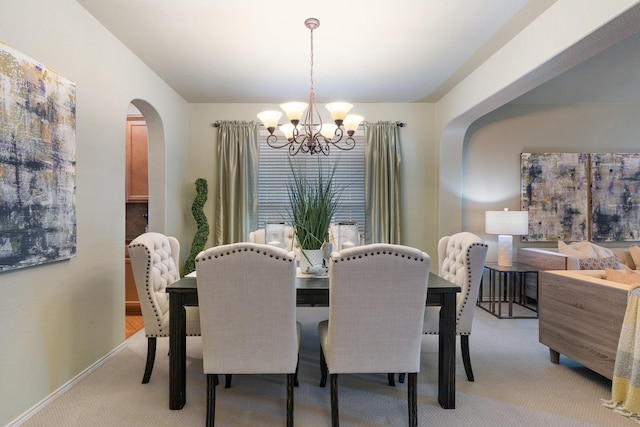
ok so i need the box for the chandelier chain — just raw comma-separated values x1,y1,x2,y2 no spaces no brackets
310,26,314,91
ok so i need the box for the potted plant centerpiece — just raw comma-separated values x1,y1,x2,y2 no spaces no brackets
287,159,341,274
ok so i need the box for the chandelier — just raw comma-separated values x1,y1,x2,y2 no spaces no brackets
257,18,363,156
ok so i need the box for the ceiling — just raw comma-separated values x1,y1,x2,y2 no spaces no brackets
76,0,558,104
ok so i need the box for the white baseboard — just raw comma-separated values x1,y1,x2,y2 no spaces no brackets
7,340,128,426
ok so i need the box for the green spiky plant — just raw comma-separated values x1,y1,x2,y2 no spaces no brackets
183,178,209,275
287,159,341,259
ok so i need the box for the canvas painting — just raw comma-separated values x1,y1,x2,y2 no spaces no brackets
591,153,640,241
0,43,76,271
521,152,589,241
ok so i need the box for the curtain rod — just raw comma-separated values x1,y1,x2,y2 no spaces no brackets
211,121,406,128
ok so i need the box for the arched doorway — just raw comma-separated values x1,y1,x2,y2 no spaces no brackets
124,100,166,334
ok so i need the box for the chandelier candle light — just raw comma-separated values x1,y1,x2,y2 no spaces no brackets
485,208,529,267
257,18,363,156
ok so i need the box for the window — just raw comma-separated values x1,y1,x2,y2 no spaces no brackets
257,127,365,236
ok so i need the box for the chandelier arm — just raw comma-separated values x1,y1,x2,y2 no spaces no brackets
266,134,293,149
289,141,304,156
328,137,357,151
318,140,330,156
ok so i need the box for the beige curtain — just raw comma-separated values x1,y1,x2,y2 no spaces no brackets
364,121,402,244
214,121,259,245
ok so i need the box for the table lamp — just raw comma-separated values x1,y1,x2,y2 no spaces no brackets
485,209,529,267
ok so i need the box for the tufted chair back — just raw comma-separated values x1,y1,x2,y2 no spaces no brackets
435,232,488,334
423,232,487,382
129,232,200,338
128,232,200,383
248,226,301,261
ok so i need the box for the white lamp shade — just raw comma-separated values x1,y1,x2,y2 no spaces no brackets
325,102,353,121
257,110,282,129
485,210,529,235
279,123,299,139
343,114,364,131
317,123,337,139
280,102,308,121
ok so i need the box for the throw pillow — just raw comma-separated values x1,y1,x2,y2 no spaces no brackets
605,267,640,285
579,256,620,270
558,241,615,259
630,245,640,270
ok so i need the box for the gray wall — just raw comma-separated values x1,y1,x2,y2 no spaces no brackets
464,103,640,260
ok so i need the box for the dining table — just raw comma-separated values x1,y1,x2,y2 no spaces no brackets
166,270,461,410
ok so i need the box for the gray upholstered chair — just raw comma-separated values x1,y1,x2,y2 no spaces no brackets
195,242,300,427
423,232,488,381
318,244,431,427
128,232,201,384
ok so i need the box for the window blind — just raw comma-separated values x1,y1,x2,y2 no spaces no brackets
257,127,365,236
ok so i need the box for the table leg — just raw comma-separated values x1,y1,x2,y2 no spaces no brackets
497,271,503,318
169,293,187,410
438,291,456,409
508,272,514,317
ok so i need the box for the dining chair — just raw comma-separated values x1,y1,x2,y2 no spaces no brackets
318,244,430,427
423,231,488,381
128,232,201,384
195,242,300,427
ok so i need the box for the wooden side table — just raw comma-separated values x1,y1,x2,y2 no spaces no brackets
477,262,538,319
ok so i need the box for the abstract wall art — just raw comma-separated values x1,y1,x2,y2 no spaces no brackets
520,152,589,242
591,153,640,241
0,43,76,272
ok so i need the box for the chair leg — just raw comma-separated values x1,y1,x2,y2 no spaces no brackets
294,356,300,387
320,348,328,387
206,374,217,427
398,373,405,384
330,374,339,427
408,373,417,427
142,337,157,384
286,373,294,427
387,373,395,386
461,334,475,382
225,374,232,388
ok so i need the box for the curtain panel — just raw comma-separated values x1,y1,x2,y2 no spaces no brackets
214,121,259,245
364,121,402,244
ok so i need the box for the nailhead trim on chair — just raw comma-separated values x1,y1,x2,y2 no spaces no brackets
130,238,198,337
195,246,295,263
334,249,427,264
455,242,488,324
129,243,166,336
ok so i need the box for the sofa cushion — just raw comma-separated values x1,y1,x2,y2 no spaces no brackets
605,267,640,286
630,245,640,270
558,241,615,259
579,256,620,270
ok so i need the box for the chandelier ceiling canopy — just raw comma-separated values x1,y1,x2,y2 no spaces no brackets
257,18,363,156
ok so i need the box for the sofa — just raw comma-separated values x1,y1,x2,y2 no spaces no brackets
537,269,634,379
517,247,635,301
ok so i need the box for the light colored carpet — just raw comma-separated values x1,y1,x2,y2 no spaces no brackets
17,307,632,426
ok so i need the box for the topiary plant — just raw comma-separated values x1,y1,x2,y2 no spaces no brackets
183,178,209,275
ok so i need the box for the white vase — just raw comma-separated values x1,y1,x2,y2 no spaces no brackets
299,249,324,274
